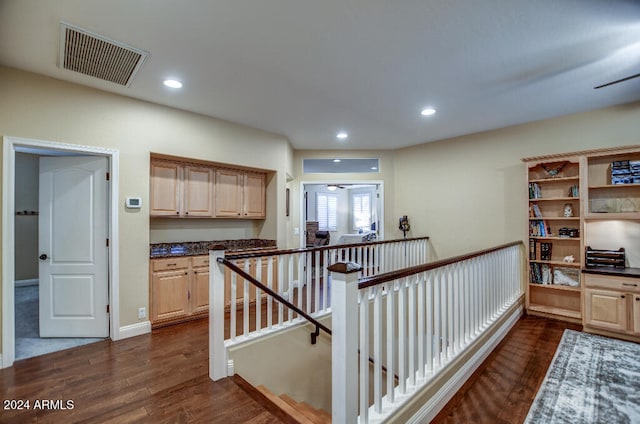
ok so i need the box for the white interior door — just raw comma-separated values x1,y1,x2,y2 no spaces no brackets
39,156,109,337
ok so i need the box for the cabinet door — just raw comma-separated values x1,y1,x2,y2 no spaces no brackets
243,172,266,218
191,267,209,314
584,288,627,332
184,165,214,217
151,269,190,322
633,295,640,336
150,161,182,216
215,168,243,217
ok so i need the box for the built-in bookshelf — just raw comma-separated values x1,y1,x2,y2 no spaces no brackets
523,146,640,329
525,157,582,322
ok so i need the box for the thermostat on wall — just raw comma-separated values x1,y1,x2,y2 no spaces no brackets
125,196,142,209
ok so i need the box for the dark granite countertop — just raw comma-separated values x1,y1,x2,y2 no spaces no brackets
150,239,277,258
582,266,640,279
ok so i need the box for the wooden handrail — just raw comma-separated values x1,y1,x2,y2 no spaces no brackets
222,236,430,260
217,257,332,343
358,240,524,289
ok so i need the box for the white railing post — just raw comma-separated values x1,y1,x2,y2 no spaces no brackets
209,246,227,381
330,261,362,424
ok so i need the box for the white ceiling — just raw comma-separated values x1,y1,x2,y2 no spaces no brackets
1,0,640,150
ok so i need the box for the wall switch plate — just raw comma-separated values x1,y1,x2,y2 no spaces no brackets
138,307,146,319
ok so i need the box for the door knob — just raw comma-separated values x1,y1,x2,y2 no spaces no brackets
39,254,48,260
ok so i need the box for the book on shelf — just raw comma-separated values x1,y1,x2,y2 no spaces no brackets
540,242,552,261
530,263,552,284
531,203,542,217
529,220,551,237
528,182,542,199
568,185,579,197
529,239,536,260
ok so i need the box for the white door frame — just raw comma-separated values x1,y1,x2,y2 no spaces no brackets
299,180,385,247
2,136,120,368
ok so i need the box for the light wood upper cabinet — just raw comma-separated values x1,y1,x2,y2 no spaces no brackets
150,160,182,216
215,168,266,219
151,157,267,220
243,172,266,218
183,165,214,217
150,160,214,217
215,168,243,217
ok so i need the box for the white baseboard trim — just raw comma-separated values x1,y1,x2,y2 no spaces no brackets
15,279,38,287
118,321,151,339
408,304,523,424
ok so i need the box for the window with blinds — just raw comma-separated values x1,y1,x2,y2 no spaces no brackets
352,193,371,230
316,193,337,231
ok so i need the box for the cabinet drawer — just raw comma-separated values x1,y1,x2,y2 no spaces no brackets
152,257,190,272
583,273,640,293
191,255,210,268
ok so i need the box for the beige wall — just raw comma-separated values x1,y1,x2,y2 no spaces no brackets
393,102,640,259
0,66,294,341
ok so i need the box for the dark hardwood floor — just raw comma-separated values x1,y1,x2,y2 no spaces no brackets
0,308,580,424
0,318,293,424
431,314,582,424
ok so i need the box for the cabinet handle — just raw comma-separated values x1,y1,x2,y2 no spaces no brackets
167,263,177,266
622,283,638,287
176,211,179,215
185,272,188,275
186,211,189,215
188,290,191,300
636,297,640,301
621,295,626,299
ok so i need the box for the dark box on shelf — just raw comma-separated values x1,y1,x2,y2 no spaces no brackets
585,246,625,269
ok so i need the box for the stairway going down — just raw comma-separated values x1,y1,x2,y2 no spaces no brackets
256,385,331,424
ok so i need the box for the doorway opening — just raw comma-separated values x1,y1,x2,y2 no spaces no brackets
300,181,384,248
2,136,120,368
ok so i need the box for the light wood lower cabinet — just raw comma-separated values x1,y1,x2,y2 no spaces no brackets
191,256,210,315
583,273,640,338
584,288,627,332
150,256,210,326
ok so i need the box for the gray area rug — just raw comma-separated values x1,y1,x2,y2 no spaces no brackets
15,285,105,360
525,329,640,424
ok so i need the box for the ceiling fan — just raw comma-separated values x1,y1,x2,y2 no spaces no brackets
327,184,348,191
594,72,640,89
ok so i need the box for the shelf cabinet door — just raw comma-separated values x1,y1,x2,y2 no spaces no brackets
184,165,214,217
191,267,209,314
151,269,190,322
633,295,640,336
215,168,243,217
584,288,628,332
243,172,266,218
150,161,182,216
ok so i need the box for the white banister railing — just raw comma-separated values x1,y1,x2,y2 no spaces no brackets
330,241,524,423
212,237,429,348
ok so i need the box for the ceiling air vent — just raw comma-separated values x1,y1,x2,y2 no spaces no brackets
59,23,148,87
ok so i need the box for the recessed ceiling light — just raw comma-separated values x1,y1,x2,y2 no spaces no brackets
333,159,341,163
371,167,378,170
163,79,183,88
421,107,436,116
336,131,349,140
